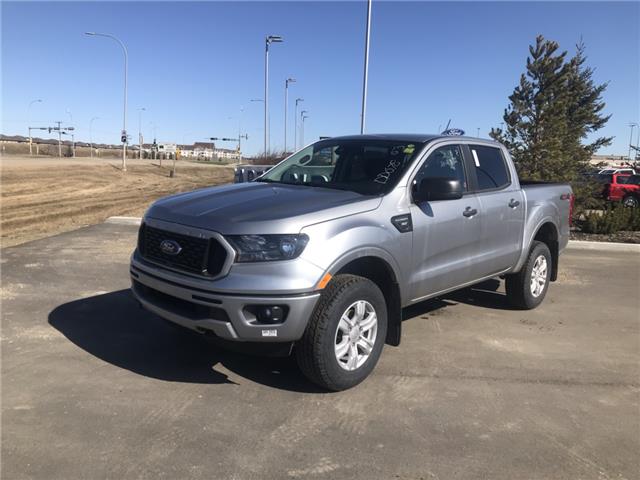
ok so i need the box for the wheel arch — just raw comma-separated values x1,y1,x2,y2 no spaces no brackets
531,222,559,281
334,255,402,347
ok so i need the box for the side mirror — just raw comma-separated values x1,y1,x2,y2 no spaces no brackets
414,177,463,203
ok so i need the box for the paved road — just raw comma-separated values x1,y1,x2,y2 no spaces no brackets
2,223,638,479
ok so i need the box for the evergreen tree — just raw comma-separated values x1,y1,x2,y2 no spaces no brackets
490,35,612,184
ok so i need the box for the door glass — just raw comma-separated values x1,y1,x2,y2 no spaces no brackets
469,145,510,190
413,144,467,191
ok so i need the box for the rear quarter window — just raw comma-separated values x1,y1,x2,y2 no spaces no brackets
469,145,510,191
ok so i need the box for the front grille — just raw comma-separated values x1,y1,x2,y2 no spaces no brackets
138,224,228,277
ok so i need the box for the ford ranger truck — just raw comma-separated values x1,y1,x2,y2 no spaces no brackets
131,134,573,391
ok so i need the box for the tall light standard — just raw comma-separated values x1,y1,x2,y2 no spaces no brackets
28,99,42,156
250,98,265,158
264,35,283,156
294,98,304,151
628,123,638,160
360,0,372,134
284,77,296,152
299,110,308,147
138,107,146,159
89,116,100,158
301,113,309,146
85,32,128,171
66,108,75,157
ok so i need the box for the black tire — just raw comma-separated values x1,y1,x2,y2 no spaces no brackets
296,274,387,391
505,241,552,310
622,195,639,208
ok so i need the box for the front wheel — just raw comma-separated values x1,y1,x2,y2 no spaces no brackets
296,274,387,391
505,241,552,310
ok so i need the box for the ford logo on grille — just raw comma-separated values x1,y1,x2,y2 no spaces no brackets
160,239,182,256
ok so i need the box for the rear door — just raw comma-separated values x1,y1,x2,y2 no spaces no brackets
465,144,525,277
408,143,482,300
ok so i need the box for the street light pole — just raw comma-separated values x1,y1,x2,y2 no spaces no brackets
138,107,146,159
89,116,99,158
264,35,283,157
66,109,75,157
85,32,128,171
299,110,308,147
360,0,372,134
28,99,42,156
294,98,304,151
629,123,638,160
284,77,295,153
301,113,309,146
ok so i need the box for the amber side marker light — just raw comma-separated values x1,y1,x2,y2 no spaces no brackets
317,272,333,289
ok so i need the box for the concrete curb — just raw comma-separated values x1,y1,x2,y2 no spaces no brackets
105,217,638,252
105,216,142,226
568,240,640,253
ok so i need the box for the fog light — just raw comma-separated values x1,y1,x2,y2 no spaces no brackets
256,305,285,324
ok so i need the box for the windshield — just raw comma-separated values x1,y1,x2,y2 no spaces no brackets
256,139,423,195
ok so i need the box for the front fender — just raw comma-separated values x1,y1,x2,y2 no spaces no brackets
300,212,410,301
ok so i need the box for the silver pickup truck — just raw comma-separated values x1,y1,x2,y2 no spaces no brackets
131,134,573,390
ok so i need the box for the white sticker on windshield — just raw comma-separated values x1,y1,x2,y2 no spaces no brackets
374,158,402,184
471,149,480,167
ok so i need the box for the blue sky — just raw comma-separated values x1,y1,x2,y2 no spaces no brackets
2,1,638,156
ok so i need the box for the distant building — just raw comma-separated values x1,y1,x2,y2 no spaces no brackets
177,142,239,161
590,154,634,168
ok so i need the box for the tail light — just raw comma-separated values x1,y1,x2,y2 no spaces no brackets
568,194,575,227
569,193,576,227
561,193,574,227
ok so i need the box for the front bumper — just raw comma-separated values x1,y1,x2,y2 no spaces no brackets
130,261,321,342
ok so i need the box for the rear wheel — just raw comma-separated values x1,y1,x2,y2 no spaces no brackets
296,274,387,391
623,195,639,208
505,241,552,310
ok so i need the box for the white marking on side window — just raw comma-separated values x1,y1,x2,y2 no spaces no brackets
472,149,480,167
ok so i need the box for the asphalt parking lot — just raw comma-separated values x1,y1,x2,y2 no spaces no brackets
2,221,639,480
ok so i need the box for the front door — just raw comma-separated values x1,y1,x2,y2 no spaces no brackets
408,144,482,301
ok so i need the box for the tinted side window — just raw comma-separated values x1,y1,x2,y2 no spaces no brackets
414,145,467,191
469,145,510,191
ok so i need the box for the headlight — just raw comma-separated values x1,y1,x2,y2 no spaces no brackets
227,234,309,262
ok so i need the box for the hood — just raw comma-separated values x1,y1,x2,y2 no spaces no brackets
146,182,382,234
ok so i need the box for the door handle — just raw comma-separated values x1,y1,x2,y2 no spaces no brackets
463,207,478,218
508,199,520,208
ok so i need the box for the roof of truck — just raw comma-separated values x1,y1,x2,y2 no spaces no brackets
326,133,500,144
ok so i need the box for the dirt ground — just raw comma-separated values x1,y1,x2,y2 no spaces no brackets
0,155,234,247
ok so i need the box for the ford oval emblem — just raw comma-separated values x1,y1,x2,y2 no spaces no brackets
160,239,182,256
441,128,465,136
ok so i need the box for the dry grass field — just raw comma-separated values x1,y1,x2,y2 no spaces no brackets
1,156,234,247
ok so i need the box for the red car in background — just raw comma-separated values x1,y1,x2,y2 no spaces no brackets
603,173,640,206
